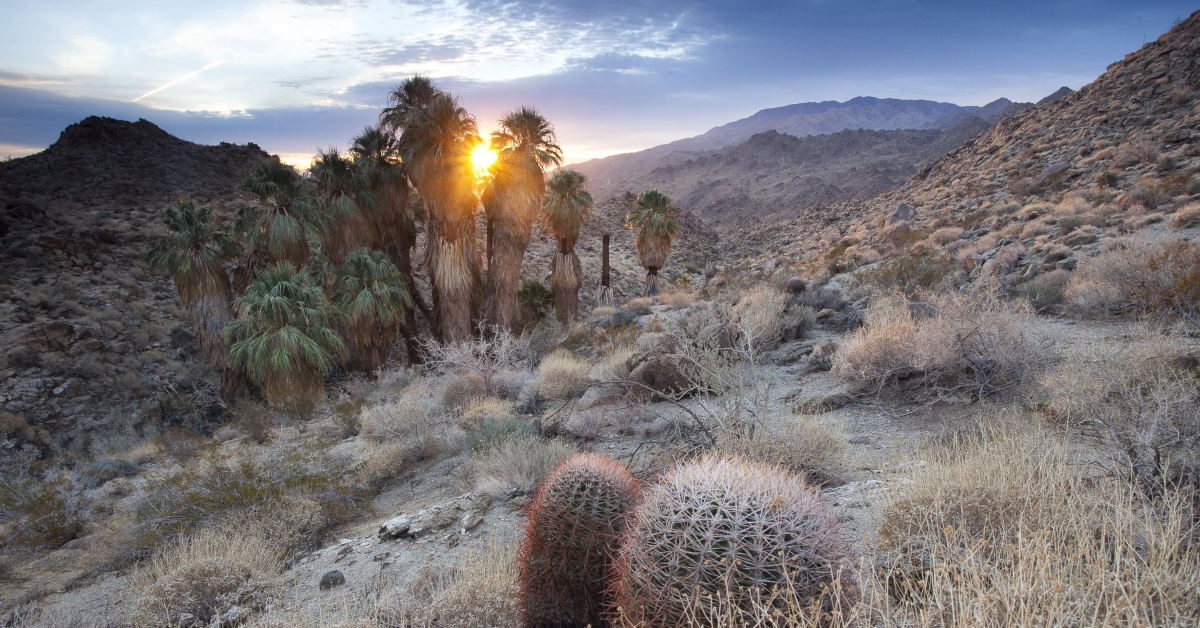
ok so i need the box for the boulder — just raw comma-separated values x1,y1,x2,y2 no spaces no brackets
319,570,345,591
626,335,697,395
887,202,917,224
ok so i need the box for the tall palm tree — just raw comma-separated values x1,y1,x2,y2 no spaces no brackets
627,189,682,297
334,248,411,373
147,200,246,398
310,147,376,266
380,75,439,134
542,169,593,322
235,159,323,291
225,263,346,412
484,107,563,330
397,89,483,343
350,126,425,363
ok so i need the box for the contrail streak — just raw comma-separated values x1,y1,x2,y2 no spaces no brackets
132,60,227,102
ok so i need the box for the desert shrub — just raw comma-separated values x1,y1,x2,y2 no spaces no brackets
464,416,537,453
928,227,964,245
1129,185,1159,209
1016,269,1071,312
849,253,955,296
1171,201,1200,228
0,471,88,551
1019,219,1053,238
984,244,1026,276
1055,195,1091,215
591,345,636,382
423,329,532,396
626,298,653,315
358,382,445,453
1067,235,1200,326
131,529,281,628
613,455,856,627
658,290,696,309
519,453,640,628
416,538,521,628
471,436,574,500
731,285,790,351
1056,214,1086,234
792,283,846,312
716,416,843,474
832,290,1044,399
874,423,1200,626
519,280,553,320
136,448,367,556
1042,331,1200,495
535,351,592,402
457,396,516,430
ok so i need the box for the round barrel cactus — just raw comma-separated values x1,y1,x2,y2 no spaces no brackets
519,452,641,628
612,455,856,626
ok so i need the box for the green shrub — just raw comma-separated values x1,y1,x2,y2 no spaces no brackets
466,416,538,453
0,472,88,551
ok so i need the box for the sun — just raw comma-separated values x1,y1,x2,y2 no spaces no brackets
471,143,497,177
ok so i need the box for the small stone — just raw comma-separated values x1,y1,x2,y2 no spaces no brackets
319,570,346,591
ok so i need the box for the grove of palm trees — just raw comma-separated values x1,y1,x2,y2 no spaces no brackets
143,77,646,410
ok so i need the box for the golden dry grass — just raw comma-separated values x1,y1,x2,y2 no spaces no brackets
457,396,515,430
536,350,593,402
131,529,282,627
717,415,844,474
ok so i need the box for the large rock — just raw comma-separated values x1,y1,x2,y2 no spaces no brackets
887,202,917,224
626,335,698,395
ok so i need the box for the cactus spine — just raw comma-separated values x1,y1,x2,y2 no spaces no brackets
519,452,641,628
612,455,856,626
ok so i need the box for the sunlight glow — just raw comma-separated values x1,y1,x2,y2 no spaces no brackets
471,143,497,178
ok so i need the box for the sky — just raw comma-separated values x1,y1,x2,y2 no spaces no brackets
0,0,1193,166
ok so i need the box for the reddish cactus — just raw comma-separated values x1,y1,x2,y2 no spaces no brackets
519,452,641,628
612,454,857,627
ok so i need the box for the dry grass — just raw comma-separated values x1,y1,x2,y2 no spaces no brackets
591,345,636,382
536,350,593,402
246,537,518,628
732,284,789,351
470,436,574,500
358,381,444,444
983,244,1025,276
1041,328,1200,492
717,415,844,473
1171,201,1200,228
457,396,516,430
927,227,963,246
1067,235,1200,325
131,529,282,627
832,290,1044,399
871,421,1200,627
659,290,698,309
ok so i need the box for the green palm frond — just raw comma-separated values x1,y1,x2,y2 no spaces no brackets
147,200,236,282
380,75,439,132
490,106,563,174
236,159,322,265
226,263,347,388
626,188,682,239
335,248,411,326
543,169,593,247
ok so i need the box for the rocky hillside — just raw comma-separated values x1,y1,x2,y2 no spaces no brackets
0,118,268,456
572,96,1034,202
731,11,1200,276
581,116,993,226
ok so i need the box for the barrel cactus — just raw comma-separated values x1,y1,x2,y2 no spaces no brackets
519,452,642,628
612,455,856,626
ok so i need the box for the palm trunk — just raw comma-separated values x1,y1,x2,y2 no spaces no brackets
184,274,247,400
552,249,582,323
644,267,661,297
396,221,423,365
485,189,537,331
433,229,481,343
597,234,613,307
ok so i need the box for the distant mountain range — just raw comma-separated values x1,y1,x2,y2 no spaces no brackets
572,93,1073,224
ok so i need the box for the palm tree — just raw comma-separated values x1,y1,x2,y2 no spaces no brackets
350,126,425,363
626,189,682,297
225,263,347,412
397,89,483,343
484,107,563,330
147,200,246,398
380,75,439,134
334,248,411,373
310,147,376,266
542,169,593,322
235,159,323,290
